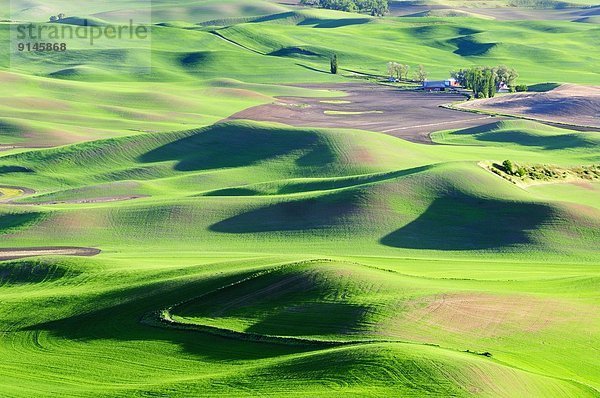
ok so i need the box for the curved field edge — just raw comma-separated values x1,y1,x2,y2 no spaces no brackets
142,259,599,398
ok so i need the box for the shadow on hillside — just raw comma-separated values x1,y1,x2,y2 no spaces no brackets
179,51,211,67
450,123,596,150
475,130,595,149
203,166,432,197
0,165,34,174
209,190,367,233
175,266,371,337
380,195,554,250
245,302,368,336
410,26,481,38
295,63,331,74
23,270,318,360
0,212,45,234
0,259,73,285
450,37,496,56
139,123,332,171
269,47,320,57
300,18,372,28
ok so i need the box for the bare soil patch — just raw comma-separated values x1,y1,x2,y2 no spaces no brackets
389,2,600,21
458,84,600,128
388,292,592,338
0,247,101,261
227,83,504,144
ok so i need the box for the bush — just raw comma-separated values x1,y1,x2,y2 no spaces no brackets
515,84,528,92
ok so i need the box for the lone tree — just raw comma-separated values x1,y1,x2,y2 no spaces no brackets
49,15,58,22
330,54,338,74
485,69,495,98
503,160,515,175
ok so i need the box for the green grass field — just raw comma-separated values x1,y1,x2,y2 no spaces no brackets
1,0,599,396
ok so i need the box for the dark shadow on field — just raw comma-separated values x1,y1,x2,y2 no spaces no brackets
527,83,561,92
0,165,34,173
381,195,554,250
174,266,371,336
245,302,368,336
0,259,73,285
251,11,297,23
477,130,595,150
268,47,320,58
449,37,496,56
409,25,481,38
139,123,333,171
203,166,432,197
294,63,330,74
450,122,596,150
0,212,45,234
23,270,317,360
299,18,372,28
179,51,211,67
526,97,600,119
209,190,368,233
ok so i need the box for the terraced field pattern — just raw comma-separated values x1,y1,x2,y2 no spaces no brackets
1,0,599,396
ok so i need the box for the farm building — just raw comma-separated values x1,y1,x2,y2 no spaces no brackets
497,82,510,93
422,78,460,91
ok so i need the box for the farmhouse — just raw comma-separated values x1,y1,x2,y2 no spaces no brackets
497,81,510,93
422,78,460,91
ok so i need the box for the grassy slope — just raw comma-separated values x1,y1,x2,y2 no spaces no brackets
1,2,599,397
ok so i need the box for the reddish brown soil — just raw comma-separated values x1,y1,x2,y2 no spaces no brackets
389,2,600,21
227,83,504,144
458,84,600,128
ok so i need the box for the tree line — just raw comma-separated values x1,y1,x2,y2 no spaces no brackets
300,0,389,16
451,66,520,98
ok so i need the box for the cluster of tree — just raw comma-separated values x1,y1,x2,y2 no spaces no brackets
387,62,410,81
386,62,427,82
451,65,519,98
49,13,66,22
300,0,389,16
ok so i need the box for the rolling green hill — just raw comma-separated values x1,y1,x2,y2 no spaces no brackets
1,1,599,397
